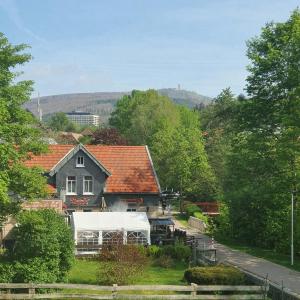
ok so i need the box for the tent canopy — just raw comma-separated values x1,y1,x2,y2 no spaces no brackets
149,218,174,226
71,212,150,232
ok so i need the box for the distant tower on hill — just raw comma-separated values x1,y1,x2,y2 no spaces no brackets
37,93,43,121
177,84,181,90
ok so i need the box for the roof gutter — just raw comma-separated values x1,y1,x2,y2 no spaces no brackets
145,145,161,194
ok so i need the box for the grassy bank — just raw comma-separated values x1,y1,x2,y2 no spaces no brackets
174,213,189,227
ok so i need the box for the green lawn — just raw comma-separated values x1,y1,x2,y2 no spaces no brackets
219,239,300,272
67,259,98,284
134,262,187,285
174,213,189,227
67,259,187,285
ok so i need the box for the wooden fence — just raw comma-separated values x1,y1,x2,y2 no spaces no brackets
0,283,268,299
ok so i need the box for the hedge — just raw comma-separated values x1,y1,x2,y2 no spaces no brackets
185,204,201,217
184,265,246,285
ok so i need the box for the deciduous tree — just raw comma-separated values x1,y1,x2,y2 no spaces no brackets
0,33,47,226
91,127,128,145
110,90,217,199
4,209,74,283
222,10,300,252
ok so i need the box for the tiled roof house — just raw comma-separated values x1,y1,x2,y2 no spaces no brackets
25,144,161,215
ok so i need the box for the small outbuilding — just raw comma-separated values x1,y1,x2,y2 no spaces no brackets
71,212,151,254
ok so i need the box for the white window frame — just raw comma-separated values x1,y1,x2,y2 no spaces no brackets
76,156,85,167
127,231,148,245
66,176,77,195
83,175,94,195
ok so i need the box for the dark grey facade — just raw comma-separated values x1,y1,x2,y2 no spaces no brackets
55,150,107,207
47,149,161,216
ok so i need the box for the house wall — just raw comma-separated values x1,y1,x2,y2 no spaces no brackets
104,194,161,217
55,149,107,208
51,149,161,214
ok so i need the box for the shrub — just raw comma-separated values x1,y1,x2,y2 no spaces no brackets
146,245,161,257
185,204,201,217
184,265,246,285
0,262,15,283
14,259,58,283
97,244,149,285
9,209,75,283
161,243,191,262
154,255,174,268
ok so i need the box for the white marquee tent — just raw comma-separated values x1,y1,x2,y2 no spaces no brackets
71,212,151,253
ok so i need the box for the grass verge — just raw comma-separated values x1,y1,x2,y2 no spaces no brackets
218,239,300,272
174,213,189,227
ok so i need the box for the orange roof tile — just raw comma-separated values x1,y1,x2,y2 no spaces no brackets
24,145,74,170
24,145,160,194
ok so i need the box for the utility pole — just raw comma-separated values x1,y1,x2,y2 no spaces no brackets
291,190,294,266
37,92,42,122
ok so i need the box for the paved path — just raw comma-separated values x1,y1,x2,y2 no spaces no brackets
173,218,300,296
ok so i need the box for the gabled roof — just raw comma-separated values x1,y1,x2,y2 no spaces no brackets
24,144,160,194
49,144,111,177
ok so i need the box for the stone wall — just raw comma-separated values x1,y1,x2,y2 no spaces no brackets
188,216,206,232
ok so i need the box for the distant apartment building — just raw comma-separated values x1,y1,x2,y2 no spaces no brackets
66,111,100,127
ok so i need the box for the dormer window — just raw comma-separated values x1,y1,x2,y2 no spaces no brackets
76,156,84,167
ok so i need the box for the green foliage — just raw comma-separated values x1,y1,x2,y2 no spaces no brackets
110,89,180,145
198,88,236,193
64,121,79,133
146,245,161,257
214,240,300,273
8,165,48,200
13,259,59,283
0,261,15,283
154,255,174,268
78,135,92,144
0,32,48,226
220,10,300,252
160,243,191,262
8,209,74,283
68,258,188,285
214,203,232,239
193,211,208,224
110,89,217,199
97,244,149,285
184,266,246,285
151,107,217,199
184,203,201,217
47,112,77,132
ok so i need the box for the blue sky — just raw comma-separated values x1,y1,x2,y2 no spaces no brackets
0,0,298,97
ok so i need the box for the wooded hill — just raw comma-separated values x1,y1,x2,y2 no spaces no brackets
25,88,211,122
